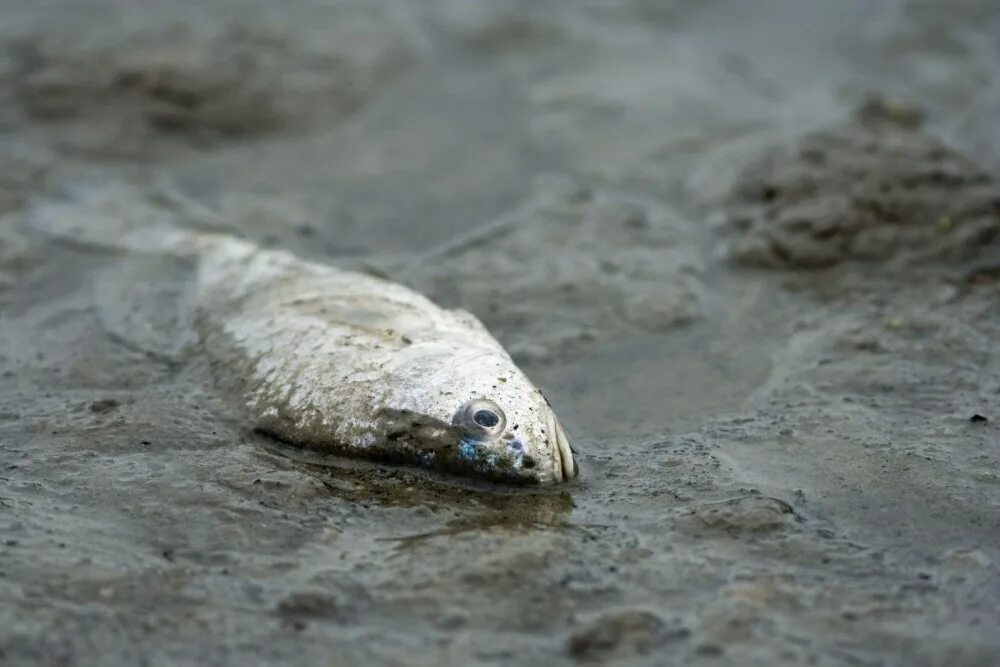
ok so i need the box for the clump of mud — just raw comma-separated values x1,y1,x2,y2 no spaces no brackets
1,17,412,158
716,99,1000,269
567,608,689,662
673,495,799,538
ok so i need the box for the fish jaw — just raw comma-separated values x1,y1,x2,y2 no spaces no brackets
547,410,578,483
451,436,544,484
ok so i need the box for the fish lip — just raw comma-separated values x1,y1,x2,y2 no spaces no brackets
556,417,577,481
547,411,577,483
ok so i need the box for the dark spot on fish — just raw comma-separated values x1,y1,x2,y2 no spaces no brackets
512,424,519,431
401,336,412,345
522,456,536,469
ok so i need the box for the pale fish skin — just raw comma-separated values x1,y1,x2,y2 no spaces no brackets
31,185,577,484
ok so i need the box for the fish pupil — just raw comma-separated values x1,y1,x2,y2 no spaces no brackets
473,409,500,428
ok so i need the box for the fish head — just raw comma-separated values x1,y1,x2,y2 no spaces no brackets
448,391,578,485
387,344,578,485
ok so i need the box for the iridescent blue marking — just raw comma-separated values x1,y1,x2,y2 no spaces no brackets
460,437,519,473
459,438,478,461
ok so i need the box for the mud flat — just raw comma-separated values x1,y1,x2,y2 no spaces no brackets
2,1,999,666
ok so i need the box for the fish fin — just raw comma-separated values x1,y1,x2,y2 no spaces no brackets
92,254,200,362
28,181,200,257
338,252,411,282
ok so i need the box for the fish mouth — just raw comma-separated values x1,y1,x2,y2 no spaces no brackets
547,411,577,483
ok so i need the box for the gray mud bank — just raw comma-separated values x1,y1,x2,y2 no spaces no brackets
2,1,1000,666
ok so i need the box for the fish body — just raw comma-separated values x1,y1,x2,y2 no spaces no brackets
33,186,577,484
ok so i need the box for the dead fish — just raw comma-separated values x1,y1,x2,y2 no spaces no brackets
30,184,577,484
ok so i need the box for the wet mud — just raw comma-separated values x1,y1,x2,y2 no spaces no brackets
715,100,1000,269
2,1,1000,666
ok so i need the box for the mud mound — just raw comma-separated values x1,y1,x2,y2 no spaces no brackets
717,101,1000,269
675,496,799,538
1,17,412,158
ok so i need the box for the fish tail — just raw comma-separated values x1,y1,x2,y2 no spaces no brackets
28,181,208,257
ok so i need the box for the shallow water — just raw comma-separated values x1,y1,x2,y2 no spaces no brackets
2,1,1000,665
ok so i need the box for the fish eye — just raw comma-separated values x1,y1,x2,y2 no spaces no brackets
455,398,506,439
473,409,500,428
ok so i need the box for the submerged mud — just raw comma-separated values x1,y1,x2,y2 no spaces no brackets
2,1,1000,666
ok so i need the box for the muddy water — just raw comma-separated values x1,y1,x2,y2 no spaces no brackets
2,1,1000,665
